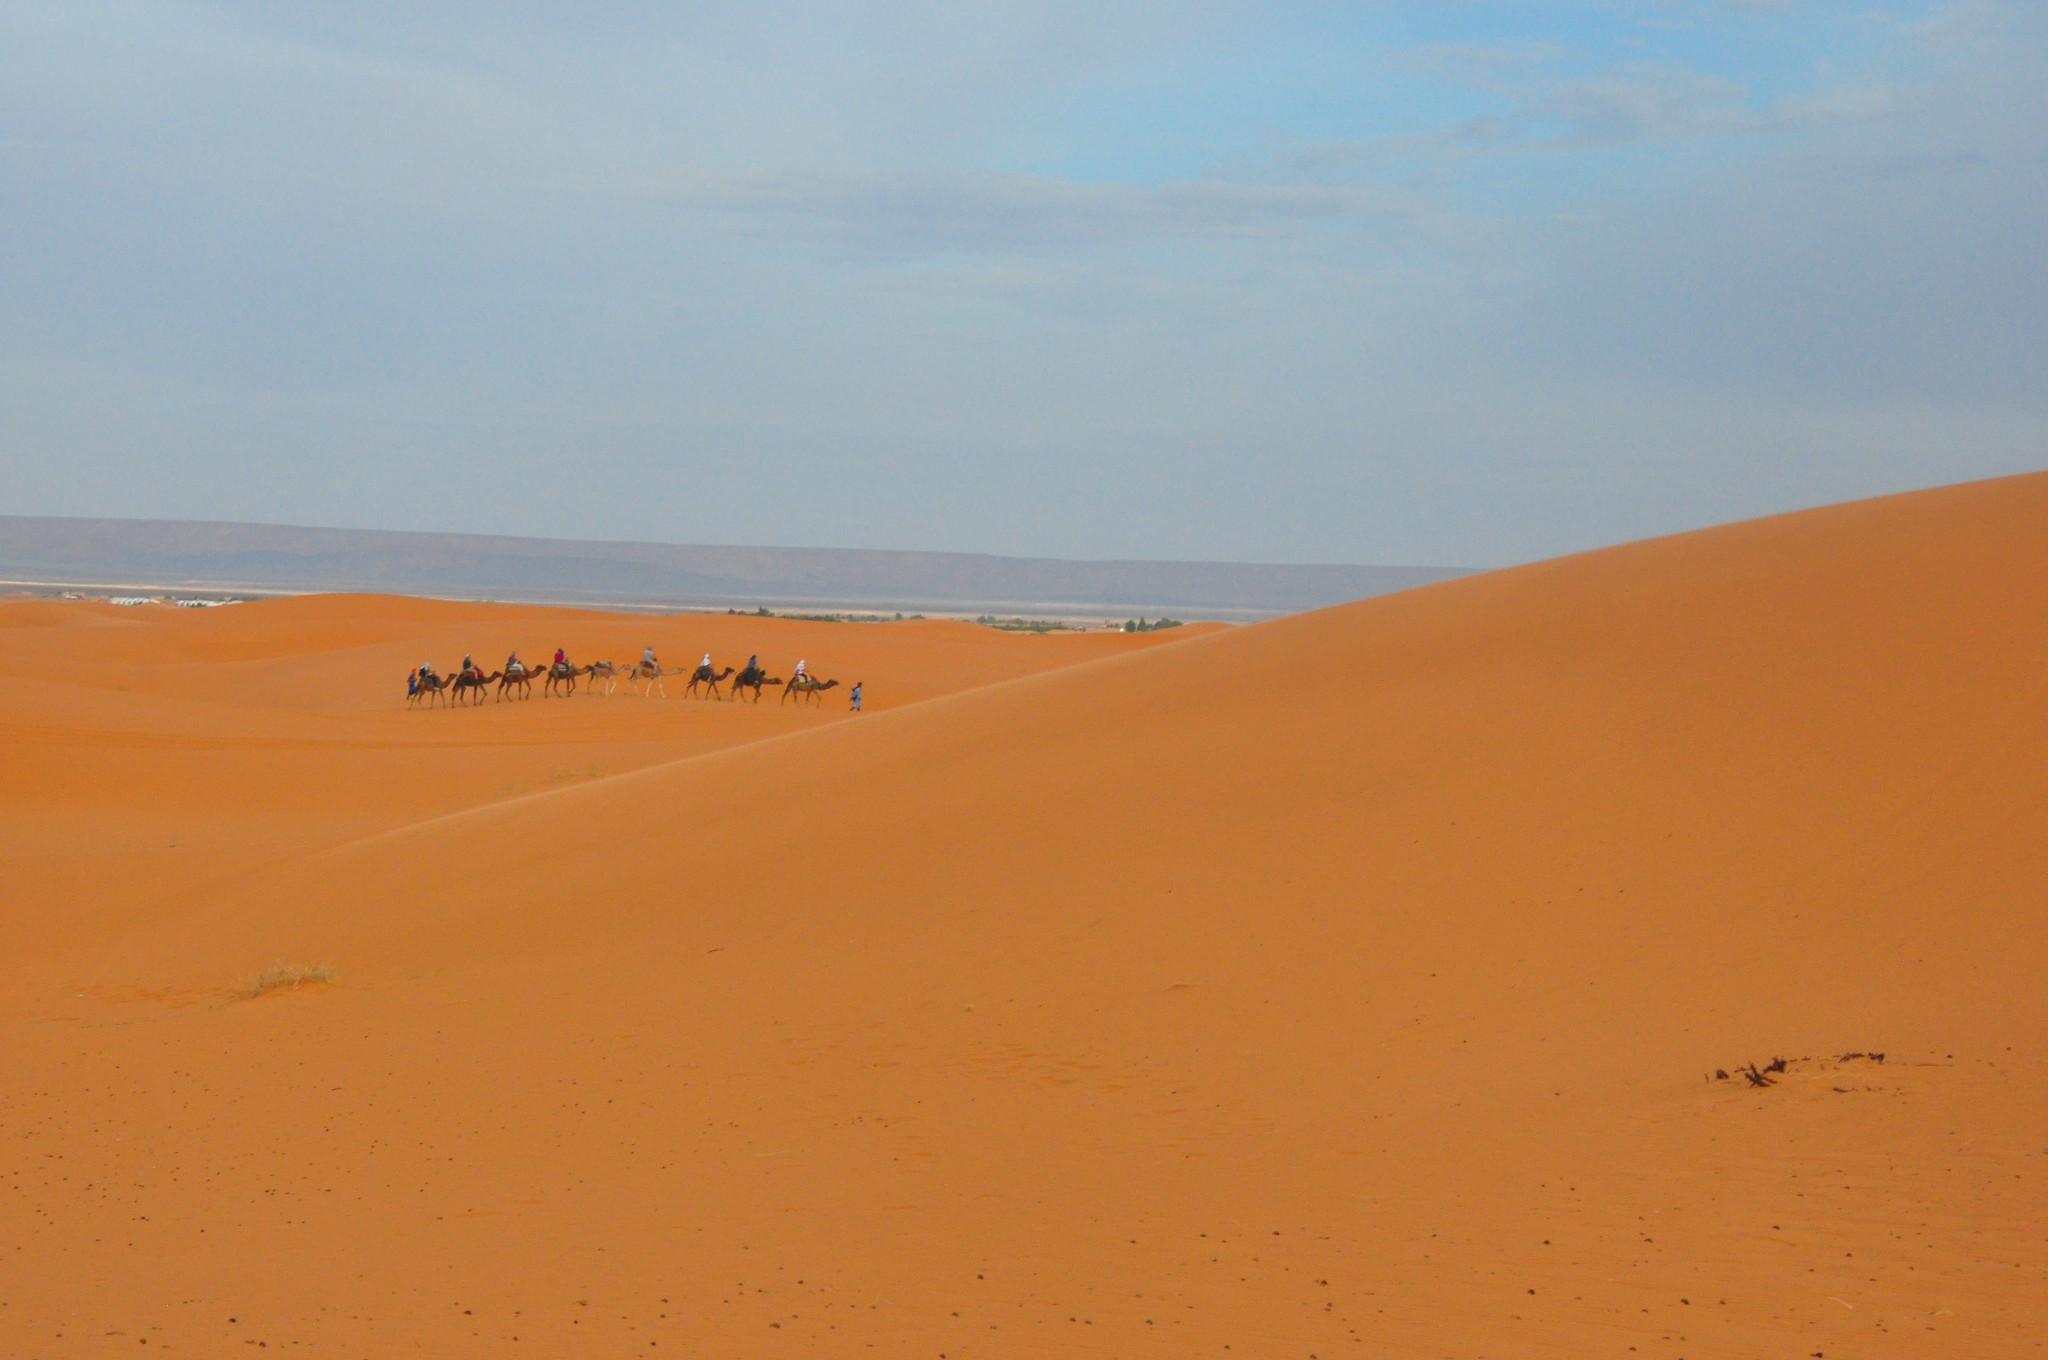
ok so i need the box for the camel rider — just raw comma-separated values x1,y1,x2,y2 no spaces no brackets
462,653,477,678
793,658,808,683
700,651,713,676
747,653,759,675
643,644,658,672
554,647,568,670
507,650,522,675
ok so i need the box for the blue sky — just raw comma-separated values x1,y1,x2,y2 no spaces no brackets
1,1,2040,565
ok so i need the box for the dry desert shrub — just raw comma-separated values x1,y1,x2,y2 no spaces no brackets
238,962,336,999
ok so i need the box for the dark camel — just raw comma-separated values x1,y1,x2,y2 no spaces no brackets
497,663,540,701
407,671,449,708
685,664,735,700
543,662,591,698
782,675,840,706
728,666,783,703
449,669,502,707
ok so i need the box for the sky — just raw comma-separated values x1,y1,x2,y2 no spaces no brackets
1,1,2041,567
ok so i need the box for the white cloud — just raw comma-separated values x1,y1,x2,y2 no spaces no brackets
1526,5,2048,414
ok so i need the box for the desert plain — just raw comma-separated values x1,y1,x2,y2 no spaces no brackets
3,474,2045,1358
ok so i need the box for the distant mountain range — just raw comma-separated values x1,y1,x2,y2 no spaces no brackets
0,516,1473,620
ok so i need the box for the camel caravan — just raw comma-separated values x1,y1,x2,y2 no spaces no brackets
406,648,851,710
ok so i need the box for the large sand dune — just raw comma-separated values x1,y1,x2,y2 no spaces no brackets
5,476,2045,1356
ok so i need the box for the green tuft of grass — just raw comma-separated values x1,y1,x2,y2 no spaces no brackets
723,604,900,623
238,962,335,999
975,614,1081,633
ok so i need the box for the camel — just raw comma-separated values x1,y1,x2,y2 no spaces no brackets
448,669,502,707
782,674,840,706
407,671,449,708
728,666,783,703
497,663,541,701
584,660,621,695
625,661,685,697
543,662,591,698
685,664,735,700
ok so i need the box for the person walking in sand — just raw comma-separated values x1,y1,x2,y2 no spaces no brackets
849,681,862,713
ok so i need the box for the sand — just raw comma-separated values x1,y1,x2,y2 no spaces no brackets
4,477,2044,1357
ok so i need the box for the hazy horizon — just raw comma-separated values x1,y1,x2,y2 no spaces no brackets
0,512,1475,620
4,2,2042,568
1,508,1468,569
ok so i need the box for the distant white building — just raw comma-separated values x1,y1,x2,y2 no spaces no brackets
108,596,159,606
174,598,232,607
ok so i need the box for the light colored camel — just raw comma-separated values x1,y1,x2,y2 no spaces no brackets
782,675,840,706
625,662,685,698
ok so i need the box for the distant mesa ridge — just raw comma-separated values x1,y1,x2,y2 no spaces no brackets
0,516,1472,619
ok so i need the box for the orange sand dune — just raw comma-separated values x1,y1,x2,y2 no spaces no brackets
6,479,2046,1357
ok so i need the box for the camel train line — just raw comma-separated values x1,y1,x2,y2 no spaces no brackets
407,655,846,709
